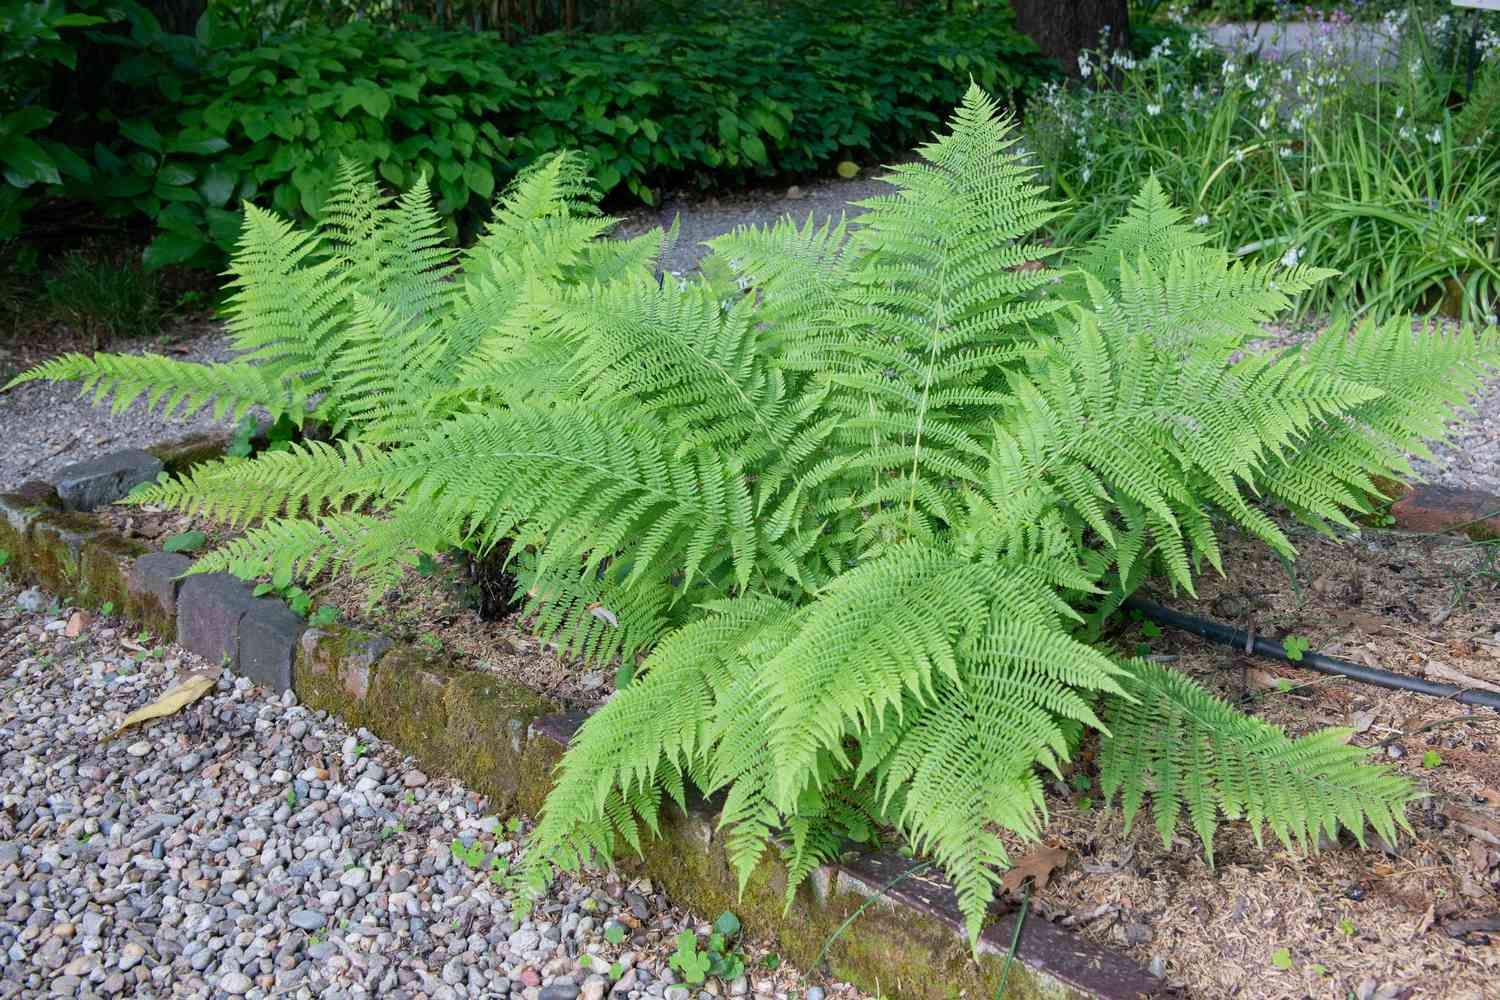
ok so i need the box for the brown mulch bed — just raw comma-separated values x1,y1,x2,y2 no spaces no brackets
1021,522,1500,1000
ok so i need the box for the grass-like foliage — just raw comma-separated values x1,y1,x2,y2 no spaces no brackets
1028,12,1500,322
11,86,1498,945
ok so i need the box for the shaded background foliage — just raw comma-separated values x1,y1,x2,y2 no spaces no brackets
1,0,1059,268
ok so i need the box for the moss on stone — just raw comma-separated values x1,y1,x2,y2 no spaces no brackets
29,511,102,597
126,587,175,642
515,731,566,818
80,534,150,612
145,431,232,475
0,493,50,584
292,625,394,730
439,673,558,814
363,648,460,770
626,804,1086,1000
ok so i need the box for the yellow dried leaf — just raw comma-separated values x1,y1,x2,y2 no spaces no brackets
105,674,216,740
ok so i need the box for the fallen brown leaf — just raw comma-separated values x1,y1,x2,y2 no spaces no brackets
63,611,89,638
1443,804,1500,847
1476,788,1500,808
1000,844,1070,893
105,673,216,740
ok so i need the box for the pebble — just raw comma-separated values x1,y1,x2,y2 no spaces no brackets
15,588,47,613
288,908,325,930
219,971,253,994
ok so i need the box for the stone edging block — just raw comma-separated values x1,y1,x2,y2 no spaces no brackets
52,448,163,512
177,572,259,670
1389,484,1500,541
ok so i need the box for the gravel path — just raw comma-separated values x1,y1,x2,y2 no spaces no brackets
0,580,861,1000
0,327,245,491
613,173,893,277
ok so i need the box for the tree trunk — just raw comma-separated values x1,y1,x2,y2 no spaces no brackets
1012,0,1129,78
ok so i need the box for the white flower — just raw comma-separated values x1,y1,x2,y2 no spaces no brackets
1395,105,1405,120
1428,127,1443,145
1280,146,1293,158
1193,214,1210,227
1235,148,1246,163
1258,113,1270,130
1399,126,1415,142
1468,215,1490,225
1078,53,1092,79
1081,166,1092,183
1280,68,1293,83
1281,246,1302,268
1146,103,1162,117
1244,74,1261,92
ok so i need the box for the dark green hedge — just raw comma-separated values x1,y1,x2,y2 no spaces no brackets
3,1,1056,267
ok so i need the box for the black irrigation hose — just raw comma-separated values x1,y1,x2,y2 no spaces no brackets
1122,596,1500,713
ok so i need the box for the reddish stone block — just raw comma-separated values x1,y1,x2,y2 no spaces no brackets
1390,485,1500,541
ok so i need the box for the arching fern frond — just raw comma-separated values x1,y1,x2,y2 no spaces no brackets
1098,658,1416,856
2,352,307,424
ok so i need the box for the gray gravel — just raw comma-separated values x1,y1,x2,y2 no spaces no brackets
613,172,895,277
0,328,244,491
0,580,856,1000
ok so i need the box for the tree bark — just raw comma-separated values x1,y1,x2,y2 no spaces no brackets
1012,0,1129,78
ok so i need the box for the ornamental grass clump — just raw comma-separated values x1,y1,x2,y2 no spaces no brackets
1027,10,1500,322
11,86,1499,944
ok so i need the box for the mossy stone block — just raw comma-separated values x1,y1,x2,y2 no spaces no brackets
29,511,103,597
80,533,151,612
630,806,1093,1000
293,625,394,728
0,484,61,583
125,552,193,638
363,648,459,767
144,430,232,475
440,672,558,814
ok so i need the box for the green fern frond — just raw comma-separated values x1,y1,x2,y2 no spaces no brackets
2,352,306,424
1098,658,1416,856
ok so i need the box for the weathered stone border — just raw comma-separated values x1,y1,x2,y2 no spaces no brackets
45,438,1500,997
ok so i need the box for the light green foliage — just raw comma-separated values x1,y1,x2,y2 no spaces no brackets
668,930,713,985
11,87,1496,947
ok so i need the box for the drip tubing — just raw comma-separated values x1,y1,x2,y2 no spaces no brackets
1122,596,1500,713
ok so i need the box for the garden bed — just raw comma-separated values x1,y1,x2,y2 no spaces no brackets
1040,521,1500,998
6,426,1500,999
0,444,1163,1000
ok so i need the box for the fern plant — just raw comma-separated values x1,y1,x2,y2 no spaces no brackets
11,87,1497,946
7,150,667,442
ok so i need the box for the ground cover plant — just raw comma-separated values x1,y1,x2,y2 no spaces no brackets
10,86,1499,946
1028,6,1500,321
1,0,1051,267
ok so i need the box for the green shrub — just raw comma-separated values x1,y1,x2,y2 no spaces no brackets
8,0,1054,265
0,0,112,236
15,87,1497,940
1027,11,1500,321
